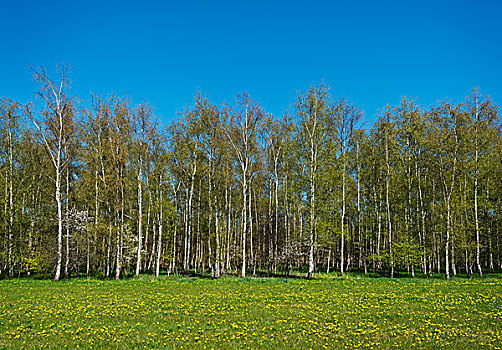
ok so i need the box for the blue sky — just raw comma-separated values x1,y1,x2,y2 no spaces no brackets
1,0,501,126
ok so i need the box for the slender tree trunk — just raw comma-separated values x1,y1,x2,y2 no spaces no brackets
267,177,273,274
249,185,255,275
144,185,152,270
197,178,203,272
171,183,178,274
155,174,163,278
215,192,221,278
406,146,413,276
27,180,37,275
356,140,362,272
115,217,121,280
474,148,482,277
65,166,70,278
7,127,13,278
226,186,232,272
106,220,112,277
90,169,99,277
241,176,247,278
3,174,7,276
284,174,291,275
115,169,124,280
341,155,346,277
473,96,483,277
376,186,382,270
327,249,331,274
54,151,63,281
148,218,157,271
385,125,394,278
136,162,143,276
253,188,259,275
445,200,451,280
274,166,279,275
488,183,494,271
417,164,427,275
208,176,214,275
308,142,316,279
185,164,196,272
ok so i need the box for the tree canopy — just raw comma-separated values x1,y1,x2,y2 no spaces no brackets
1,68,501,280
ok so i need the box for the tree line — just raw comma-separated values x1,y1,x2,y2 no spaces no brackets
1,66,501,280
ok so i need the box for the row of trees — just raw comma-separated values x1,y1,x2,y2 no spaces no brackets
1,67,501,280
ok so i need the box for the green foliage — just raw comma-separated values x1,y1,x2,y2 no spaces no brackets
24,253,52,275
0,69,501,282
392,241,424,266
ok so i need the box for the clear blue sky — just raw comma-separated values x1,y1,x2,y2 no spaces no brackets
1,0,501,126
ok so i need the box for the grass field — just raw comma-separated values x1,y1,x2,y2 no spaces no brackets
0,274,501,349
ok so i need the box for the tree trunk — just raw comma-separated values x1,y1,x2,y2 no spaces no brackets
215,192,221,278
65,166,70,278
208,176,214,275
155,174,163,278
241,177,247,278
185,164,196,272
274,166,279,275
115,169,124,280
474,146,482,277
385,124,394,278
144,185,152,270
308,142,316,279
445,200,451,280
356,140,362,272
341,156,346,277
54,152,63,281
135,162,143,276
267,177,273,274
7,127,13,278
474,95,483,277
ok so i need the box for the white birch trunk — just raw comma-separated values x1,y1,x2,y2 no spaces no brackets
135,161,143,276
155,174,163,278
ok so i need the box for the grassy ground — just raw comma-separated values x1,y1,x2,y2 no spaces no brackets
0,274,501,349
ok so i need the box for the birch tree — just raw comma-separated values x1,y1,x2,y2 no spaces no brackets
427,101,465,280
263,114,293,273
332,99,360,276
198,93,224,277
0,99,23,277
29,66,76,281
132,104,156,276
464,90,499,276
296,84,330,279
222,93,263,278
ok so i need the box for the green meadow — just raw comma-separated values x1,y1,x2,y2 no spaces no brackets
1,275,501,349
